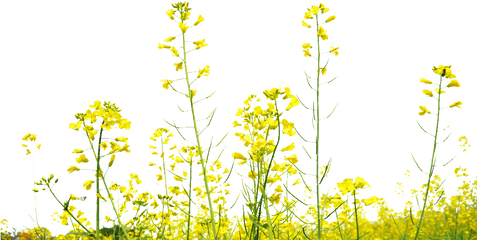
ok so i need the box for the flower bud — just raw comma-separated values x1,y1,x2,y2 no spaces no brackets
325,15,336,23
301,20,311,28
192,14,205,26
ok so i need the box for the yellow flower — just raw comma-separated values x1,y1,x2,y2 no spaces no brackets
283,153,298,164
173,175,184,182
280,142,295,152
275,185,283,193
432,65,456,78
161,80,173,90
311,5,320,15
166,9,175,20
282,119,296,136
179,22,188,33
185,89,197,99
130,173,142,184
69,121,82,131
197,65,210,78
301,42,313,49
362,196,379,206
321,67,327,75
422,89,434,97
449,99,464,109
301,20,311,28
22,133,37,145
169,186,182,195
233,120,242,128
194,15,205,26
75,154,89,164
72,149,83,154
303,48,312,57
336,176,369,196
248,171,257,179
181,11,191,21
82,179,94,191
108,154,115,167
319,4,329,13
232,152,247,160
304,11,313,19
156,174,163,181
267,174,282,184
317,26,328,40
170,47,179,57
269,193,281,204
271,161,287,172
325,15,336,23
354,176,369,189
67,166,80,174
174,62,183,71
193,39,208,50
418,105,432,116
329,46,339,56
286,95,299,111
32,189,39,192
434,88,447,94
293,179,301,186
97,193,107,202
446,79,461,88
162,36,176,43
156,42,171,50
417,77,432,84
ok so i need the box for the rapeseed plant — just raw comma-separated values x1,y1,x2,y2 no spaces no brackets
4,2,476,240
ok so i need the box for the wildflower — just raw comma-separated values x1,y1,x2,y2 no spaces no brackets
329,46,339,56
325,15,336,23
232,152,247,160
418,106,431,115
67,166,80,174
174,62,183,71
303,48,312,57
302,20,311,28
420,78,432,84
281,142,295,152
284,154,298,164
317,26,328,40
164,36,176,42
422,89,433,97
450,101,463,109
194,15,205,26
179,22,188,33
166,9,175,20
193,39,208,50
447,80,460,87
158,43,171,50
83,180,94,190
170,47,179,57
75,154,89,164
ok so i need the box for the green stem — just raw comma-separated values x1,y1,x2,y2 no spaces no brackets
95,123,104,240
182,23,217,240
414,74,443,239
89,121,130,240
353,191,360,240
315,12,322,240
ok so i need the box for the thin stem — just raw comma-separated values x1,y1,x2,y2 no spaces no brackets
86,120,131,240
315,12,322,240
353,191,360,240
95,124,104,240
182,26,217,240
30,142,39,230
414,74,443,239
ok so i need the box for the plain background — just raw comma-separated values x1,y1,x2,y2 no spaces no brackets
1,0,476,236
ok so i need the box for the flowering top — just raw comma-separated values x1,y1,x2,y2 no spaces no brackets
302,3,338,59
418,65,463,115
158,1,209,91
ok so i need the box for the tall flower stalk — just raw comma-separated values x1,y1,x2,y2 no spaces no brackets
31,101,134,240
218,3,343,239
233,88,300,240
412,65,463,239
20,132,98,235
19,132,59,232
156,1,232,239
298,4,338,239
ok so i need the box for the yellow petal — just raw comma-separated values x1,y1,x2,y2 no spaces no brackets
304,11,313,19
325,15,336,23
302,20,311,28
194,15,205,26
420,78,432,84
179,22,188,33
164,36,176,42
447,80,460,87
